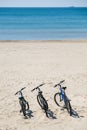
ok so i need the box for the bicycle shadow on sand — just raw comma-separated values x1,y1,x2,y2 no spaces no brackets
46,109,57,119
71,107,85,118
61,107,80,118
25,109,34,119
71,108,80,118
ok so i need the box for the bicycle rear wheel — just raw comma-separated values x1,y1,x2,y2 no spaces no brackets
21,102,26,116
54,93,64,107
65,99,72,116
25,101,29,111
37,95,48,111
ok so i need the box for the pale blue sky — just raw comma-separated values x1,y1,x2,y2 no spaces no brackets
0,0,87,7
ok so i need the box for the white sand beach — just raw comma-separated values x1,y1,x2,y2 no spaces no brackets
0,40,87,130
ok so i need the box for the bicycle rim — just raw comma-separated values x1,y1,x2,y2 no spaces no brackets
37,95,48,111
66,100,72,115
22,103,26,116
26,102,29,111
54,93,64,107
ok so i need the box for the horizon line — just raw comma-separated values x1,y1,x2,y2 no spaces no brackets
0,6,87,8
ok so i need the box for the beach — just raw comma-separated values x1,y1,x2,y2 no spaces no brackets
0,40,87,130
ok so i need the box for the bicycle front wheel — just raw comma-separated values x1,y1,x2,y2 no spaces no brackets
54,93,64,107
37,95,48,111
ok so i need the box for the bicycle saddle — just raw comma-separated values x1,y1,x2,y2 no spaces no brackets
62,87,67,90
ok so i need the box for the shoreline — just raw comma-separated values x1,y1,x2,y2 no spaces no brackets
0,40,87,43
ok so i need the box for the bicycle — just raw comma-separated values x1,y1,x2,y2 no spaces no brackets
31,83,49,117
15,87,29,117
54,80,72,116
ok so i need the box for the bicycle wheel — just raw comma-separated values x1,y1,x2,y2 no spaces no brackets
21,101,26,116
54,93,64,107
65,99,72,116
37,95,48,111
25,101,29,111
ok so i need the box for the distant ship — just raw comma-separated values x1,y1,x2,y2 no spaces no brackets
69,6,75,8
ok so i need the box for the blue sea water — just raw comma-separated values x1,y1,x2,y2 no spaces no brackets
0,7,87,40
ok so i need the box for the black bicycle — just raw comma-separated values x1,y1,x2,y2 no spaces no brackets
54,80,72,116
31,83,49,117
15,87,29,117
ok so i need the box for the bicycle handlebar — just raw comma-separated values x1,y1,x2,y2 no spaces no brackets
15,87,26,95
54,80,65,88
31,83,45,92
21,87,26,91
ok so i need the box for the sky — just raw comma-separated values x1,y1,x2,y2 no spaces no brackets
0,0,87,7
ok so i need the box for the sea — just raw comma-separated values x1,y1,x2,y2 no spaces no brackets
0,7,87,40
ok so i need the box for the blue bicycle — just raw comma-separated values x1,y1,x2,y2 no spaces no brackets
54,80,72,116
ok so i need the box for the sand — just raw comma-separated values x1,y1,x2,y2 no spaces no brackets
0,40,87,130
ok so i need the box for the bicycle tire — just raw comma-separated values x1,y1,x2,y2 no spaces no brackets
25,101,29,111
21,101,26,116
65,99,72,116
54,93,64,107
37,95,48,111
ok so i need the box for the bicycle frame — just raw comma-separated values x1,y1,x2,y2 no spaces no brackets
54,80,68,103
59,87,66,101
